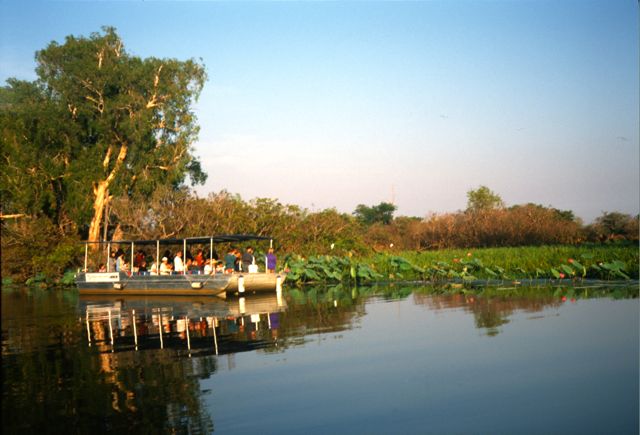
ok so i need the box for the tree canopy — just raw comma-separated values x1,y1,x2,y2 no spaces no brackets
353,202,397,225
1,27,207,242
466,185,504,212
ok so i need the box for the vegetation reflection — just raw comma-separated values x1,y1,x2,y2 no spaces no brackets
2,283,636,432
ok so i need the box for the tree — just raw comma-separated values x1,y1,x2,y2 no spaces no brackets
466,185,504,212
353,202,397,225
1,27,207,243
588,212,639,241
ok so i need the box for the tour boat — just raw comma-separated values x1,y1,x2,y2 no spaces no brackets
75,234,285,296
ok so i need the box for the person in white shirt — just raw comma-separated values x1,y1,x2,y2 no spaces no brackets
174,251,184,274
159,257,171,275
203,259,213,275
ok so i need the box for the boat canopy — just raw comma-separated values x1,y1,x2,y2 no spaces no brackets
82,234,273,245
81,234,274,274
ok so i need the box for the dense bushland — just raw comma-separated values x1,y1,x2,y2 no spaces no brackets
2,188,637,284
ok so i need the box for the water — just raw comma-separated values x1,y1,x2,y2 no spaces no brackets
2,284,638,434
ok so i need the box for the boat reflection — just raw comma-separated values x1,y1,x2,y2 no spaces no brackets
80,291,286,358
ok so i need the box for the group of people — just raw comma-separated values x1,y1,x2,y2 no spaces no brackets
223,246,277,274
98,246,277,276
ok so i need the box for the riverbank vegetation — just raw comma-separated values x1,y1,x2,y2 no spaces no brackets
2,182,637,285
282,244,639,286
1,28,638,286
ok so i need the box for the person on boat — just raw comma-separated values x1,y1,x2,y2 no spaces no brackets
98,263,107,272
224,248,236,274
242,246,255,272
159,257,171,275
119,258,130,276
107,250,116,272
187,258,200,274
149,260,158,275
194,249,204,269
134,249,145,271
203,259,212,275
115,249,125,272
266,248,277,273
174,251,185,274
215,260,224,273
234,248,242,272
138,260,148,275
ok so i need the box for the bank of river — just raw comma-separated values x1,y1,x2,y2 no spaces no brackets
2,282,638,434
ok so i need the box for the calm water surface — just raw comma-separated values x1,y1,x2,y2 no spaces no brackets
2,284,638,434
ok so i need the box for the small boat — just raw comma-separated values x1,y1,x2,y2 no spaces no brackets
76,234,285,296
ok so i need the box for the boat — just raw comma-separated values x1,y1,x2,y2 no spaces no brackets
76,234,285,296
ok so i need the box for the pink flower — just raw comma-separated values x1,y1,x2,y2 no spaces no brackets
561,296,567,302
559,273,565,279
453,258,459,263
568,258,574,264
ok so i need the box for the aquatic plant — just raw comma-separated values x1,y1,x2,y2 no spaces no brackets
282,245,638,286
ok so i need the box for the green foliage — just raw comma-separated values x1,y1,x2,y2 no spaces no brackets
353,202,397,225
363,245,638,282
1,27,206,239
283,254,382,286
279,244,637,287
466,185,504,212
585,212,639,242
31,239,83,284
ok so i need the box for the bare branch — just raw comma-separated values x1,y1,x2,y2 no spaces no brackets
0,213,27,220
102,147,112,171
97,48,104,69
146,64,164,109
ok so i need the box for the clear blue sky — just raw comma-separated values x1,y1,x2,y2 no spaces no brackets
1,0,638,223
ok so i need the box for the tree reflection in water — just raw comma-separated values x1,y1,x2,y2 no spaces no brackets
2,282,636,432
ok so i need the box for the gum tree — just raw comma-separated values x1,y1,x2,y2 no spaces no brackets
1,27,207,242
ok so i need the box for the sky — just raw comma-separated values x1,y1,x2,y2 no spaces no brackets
1,0,638,223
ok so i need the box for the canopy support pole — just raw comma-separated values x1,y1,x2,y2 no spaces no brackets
210,238,213,267
107,242,111,272
183,239,187,275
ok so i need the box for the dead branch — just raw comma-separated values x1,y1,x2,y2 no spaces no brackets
146,64,163,109
102,146,112,170
97,48,104,69
0,213,27,220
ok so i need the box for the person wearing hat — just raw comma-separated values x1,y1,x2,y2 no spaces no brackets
159,257,171,275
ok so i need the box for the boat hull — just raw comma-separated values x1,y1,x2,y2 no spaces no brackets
226,273,286,293
76,272,285,296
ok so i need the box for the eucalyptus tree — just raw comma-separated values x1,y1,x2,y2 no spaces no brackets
1,27,207,242
466,185,504,213
353,202,397,225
